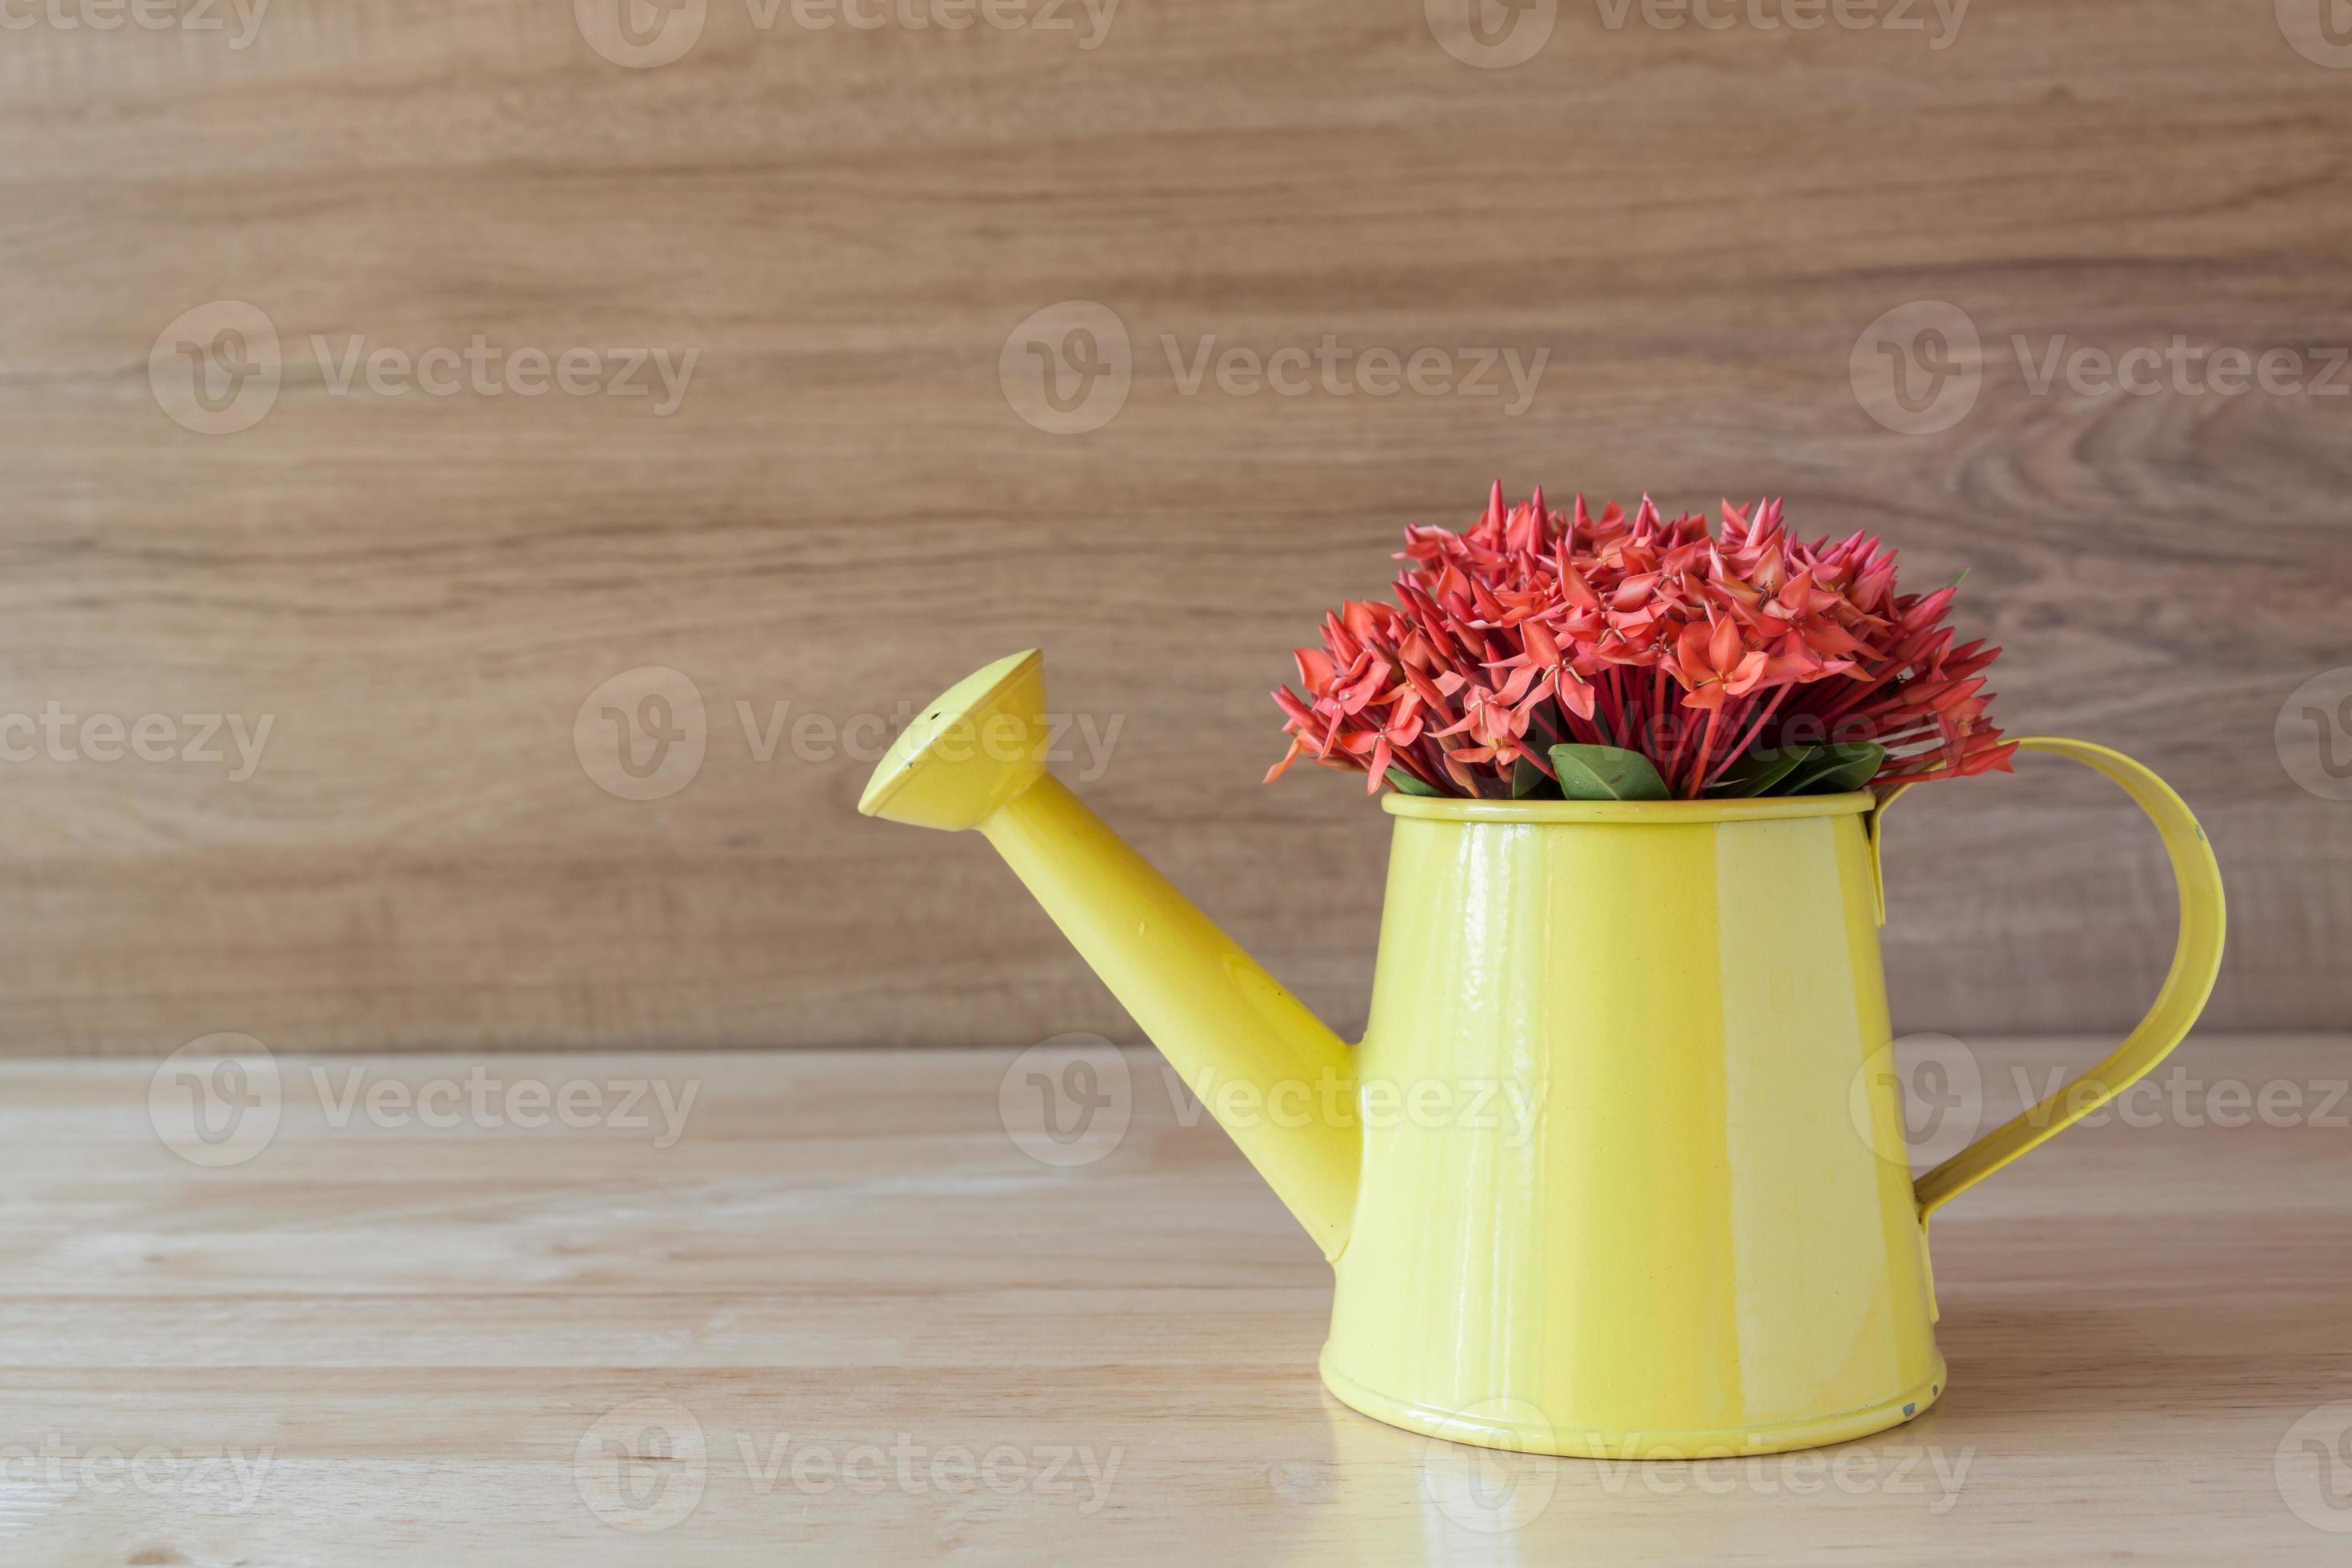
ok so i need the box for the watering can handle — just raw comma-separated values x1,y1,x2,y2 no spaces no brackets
1892,736,2227,1218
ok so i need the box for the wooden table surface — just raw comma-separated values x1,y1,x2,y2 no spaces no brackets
4,1034,2347,1563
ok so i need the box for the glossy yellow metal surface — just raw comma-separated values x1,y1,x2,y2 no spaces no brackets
980,774,1359,1258
856,649,1358,1258
857,649,1053,831
862,654,2227,1457
1328,790,1938,1455
1903,737,2228,1216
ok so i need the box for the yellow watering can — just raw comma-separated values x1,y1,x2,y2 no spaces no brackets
860,650,2226,1458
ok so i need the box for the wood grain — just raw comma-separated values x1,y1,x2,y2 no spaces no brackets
1,1036,2346,1562
0,1,2347,1052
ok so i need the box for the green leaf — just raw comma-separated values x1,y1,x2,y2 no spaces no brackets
1385,766,1446,798
1548,743,1670,802
1510,756,1547,798
1707,745,1814,798
1781,741,1887,795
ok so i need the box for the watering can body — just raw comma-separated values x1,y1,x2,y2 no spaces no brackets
862,651,2226,1458
1330,792,1939,1455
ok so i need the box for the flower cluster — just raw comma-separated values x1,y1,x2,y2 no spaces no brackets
1266,484,2015,798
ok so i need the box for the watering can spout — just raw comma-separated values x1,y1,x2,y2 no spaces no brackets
859,651,1359,1259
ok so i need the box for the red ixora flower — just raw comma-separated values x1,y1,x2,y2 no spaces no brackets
1265,483,2018,798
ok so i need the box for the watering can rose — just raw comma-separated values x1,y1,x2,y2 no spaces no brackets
1265,484,2016,800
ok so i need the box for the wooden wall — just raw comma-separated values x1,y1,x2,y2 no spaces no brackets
2,0,2346,1053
